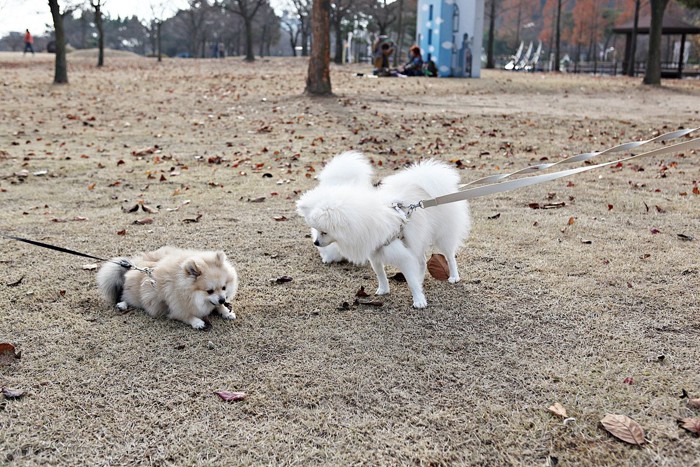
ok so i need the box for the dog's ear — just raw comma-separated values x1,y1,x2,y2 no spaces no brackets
183,259,202,277
215,251,227,264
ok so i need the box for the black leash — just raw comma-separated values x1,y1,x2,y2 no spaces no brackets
1,233,145,273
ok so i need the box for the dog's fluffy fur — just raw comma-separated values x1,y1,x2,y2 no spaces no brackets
311,150,374,263
96,246,238,329
297,153,471,308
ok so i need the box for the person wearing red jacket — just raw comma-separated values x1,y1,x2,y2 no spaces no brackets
24,29,35,55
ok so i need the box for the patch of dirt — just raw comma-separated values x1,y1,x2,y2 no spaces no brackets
0,53,699,465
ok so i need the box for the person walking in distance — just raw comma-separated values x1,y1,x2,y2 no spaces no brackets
24,29,35,55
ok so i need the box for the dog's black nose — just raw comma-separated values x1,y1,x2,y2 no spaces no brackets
313,240,320,246
218,297,226,304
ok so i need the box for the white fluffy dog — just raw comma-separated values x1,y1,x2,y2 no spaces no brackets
310,150,374,263
297,153,471,308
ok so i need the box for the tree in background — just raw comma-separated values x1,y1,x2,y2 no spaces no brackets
287,0,312,56
90,0,105,66
330,0,355,64
222,0,270,61
48,0,75,84
305,0,332,95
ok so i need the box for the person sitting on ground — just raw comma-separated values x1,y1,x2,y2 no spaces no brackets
423,60,438,77
400,45,424,76
372,36,394,76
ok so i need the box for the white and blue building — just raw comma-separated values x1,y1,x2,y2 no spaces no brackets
416,0,484,78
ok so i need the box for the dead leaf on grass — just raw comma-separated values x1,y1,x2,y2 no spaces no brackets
0,343,20,366
133,217,154,225
354,298,383,307
6,276,24,287
427,254,450,281
248,196,266,203
142,204,159,214
677,233,694,241
390,272,406,282
182,214,203,223
273,216,287,221
274,276,293,284
356,286,369,298
679,418,700,435
548,402,568,418
600,414,646,445
688,398,700,409
2,387,25,400
214,390,247,402
82,264,98,270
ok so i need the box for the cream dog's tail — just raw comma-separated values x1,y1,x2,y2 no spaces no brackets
96,258,129,304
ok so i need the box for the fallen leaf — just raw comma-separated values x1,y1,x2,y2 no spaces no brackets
623,377,634,385
655,205,666,213
354,298,383,307
600,414,646,445
214,390,247,402
693,186,699,195
688,398,700,409
2,387,24,400
548,402,568,418
141,204,159,214
487,213,501,220
608,204,614,211
182,214,203,223
87,182,96,190
677,234,694,241
650,228,661,235
427,254,450,281
356,286,369,298
0,343,20,366
390,272,406,282
567,217,575,226
273,216,287,221
124,203,140,213
6,276,24,287
133,218,154,225
248,196,266,203
117,229,127,235
82,264,98,270
679,418,700,435
274,276,293,284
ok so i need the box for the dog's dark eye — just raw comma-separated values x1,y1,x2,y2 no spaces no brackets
321,232,327,236
222,285,226,290
207,289,214,294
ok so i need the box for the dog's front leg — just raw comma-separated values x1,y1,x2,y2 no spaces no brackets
369,255,390,295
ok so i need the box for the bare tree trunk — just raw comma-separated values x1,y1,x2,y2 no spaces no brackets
486,0,496,69
554,0,562,72
157,21,162,62
626,0,640,76
49,0,69,84
244,16,255,61
393,0,404,67
305,0,331,96
332,15,343,64
91,1,104,67
643,0,669,85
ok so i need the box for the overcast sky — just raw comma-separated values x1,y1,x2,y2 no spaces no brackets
0,0,284,37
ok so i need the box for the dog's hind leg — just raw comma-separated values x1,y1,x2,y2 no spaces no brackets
382,242,428,308
369,255,390,295
445,253,460,284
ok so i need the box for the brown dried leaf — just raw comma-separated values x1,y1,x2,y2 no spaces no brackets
688,398,700,409
2,387,25,399
354,298,383,307
600,414,646,445
214,390,247,402
274,276,293,284
355,286,369,298
133,218,154,225
548,402,568,418
427,254,450,281
0,343,20,366
141,204,159,214
182,214,203,223
679,418,700,435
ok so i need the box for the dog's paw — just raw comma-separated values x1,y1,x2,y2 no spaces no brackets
412,295,428,308
448,275,460,284
189,317,207,329
375,287,390,296
116,301,128,311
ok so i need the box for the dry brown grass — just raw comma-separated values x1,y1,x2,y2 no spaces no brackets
1,51,699,465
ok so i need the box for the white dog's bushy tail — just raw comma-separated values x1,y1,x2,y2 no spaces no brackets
96,258,128,304
317,150,374,187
